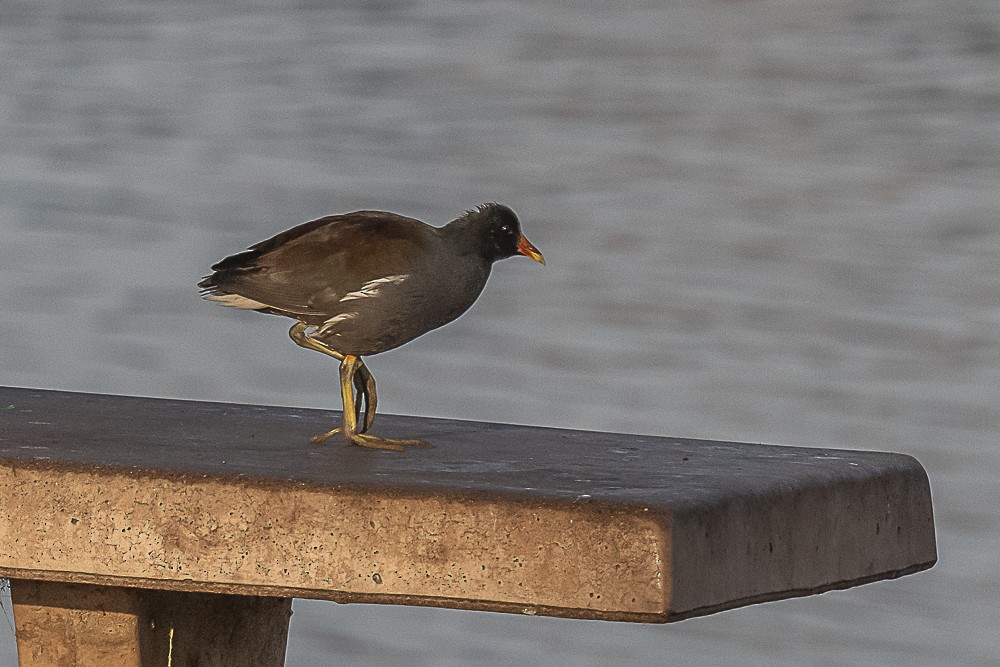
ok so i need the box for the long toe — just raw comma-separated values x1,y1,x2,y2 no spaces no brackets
310,426,342,443
348,432,432,451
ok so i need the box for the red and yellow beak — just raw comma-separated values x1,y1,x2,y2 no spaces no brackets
516,234,545,265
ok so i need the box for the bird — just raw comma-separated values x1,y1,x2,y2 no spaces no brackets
199,203,544,451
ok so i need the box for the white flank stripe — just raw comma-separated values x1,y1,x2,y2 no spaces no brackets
318,312,357,336
339,274,409,302
205,293,270,310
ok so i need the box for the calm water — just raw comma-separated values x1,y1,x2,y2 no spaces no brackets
3,1,1000,664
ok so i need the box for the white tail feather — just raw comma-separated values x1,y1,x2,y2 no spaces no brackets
204,293,270,310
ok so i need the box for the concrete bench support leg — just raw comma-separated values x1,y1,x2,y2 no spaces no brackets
10,580,291,667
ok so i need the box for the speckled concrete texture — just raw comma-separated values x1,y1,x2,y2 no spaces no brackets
2,465,666,619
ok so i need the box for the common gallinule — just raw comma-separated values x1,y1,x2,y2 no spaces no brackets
199,203,544,451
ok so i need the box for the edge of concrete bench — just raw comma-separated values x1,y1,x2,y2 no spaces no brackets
0,386,936,623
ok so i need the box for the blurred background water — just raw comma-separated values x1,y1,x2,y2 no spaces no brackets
2,0,999,664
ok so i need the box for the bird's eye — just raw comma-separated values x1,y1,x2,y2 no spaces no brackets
500,224,513,234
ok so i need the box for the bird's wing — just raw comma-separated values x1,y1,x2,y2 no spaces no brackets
200,212,434,317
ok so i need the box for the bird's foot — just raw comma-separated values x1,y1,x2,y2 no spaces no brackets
347,431,432,452
310,426,431,450
310,427,429,450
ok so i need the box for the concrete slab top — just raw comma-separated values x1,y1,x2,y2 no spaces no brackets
0,386,921,507
0,386,936,622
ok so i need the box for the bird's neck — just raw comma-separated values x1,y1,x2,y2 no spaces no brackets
440,216,490,259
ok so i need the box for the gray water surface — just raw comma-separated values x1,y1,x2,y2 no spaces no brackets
3,1,999,664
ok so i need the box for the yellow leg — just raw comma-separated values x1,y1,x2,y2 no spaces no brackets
289,321,343,360
339,354,361,436
356,363,377,433
289,322,376,437
289,323,427,449
338,355,431,451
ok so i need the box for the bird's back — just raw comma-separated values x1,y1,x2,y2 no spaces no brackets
199,211,436,321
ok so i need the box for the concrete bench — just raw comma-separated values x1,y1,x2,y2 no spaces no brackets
0,386,936,666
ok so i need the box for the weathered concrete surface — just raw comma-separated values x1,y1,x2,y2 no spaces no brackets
10,579,290,667
0,386,936,622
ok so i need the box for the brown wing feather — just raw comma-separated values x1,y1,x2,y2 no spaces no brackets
200,211,434,318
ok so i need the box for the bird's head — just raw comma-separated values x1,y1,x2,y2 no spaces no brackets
459,203,545,265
